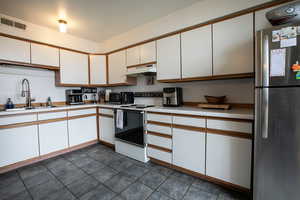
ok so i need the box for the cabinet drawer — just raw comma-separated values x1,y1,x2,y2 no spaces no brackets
147,113,172,123
0,114,37,126
173,116,205,128
148,147,172,163
147,134,172,149
147,124,172,135
38,111,67,120
68,108,96,117
207,119,252,134
99,108,114,115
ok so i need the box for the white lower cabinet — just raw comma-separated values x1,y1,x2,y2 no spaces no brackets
206,133,252,188
0,126,39,167
39,121,69,155
99,115,115,144
68,116,97,146
148,147,172,163
173,128,206,174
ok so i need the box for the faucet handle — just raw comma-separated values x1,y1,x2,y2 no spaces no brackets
31,98,36,102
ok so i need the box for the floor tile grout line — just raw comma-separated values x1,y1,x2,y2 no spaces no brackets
16,170,34,200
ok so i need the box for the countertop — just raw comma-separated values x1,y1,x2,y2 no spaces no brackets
0,104,254,120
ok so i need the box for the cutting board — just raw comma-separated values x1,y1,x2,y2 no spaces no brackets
197,103,231,110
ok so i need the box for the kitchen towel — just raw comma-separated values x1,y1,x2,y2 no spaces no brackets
116,109,124,129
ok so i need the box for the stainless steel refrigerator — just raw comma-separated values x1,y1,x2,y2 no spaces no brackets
254,24,300,200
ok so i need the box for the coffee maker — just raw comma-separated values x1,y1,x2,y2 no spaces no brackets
66,89,84,105
163,87,183,107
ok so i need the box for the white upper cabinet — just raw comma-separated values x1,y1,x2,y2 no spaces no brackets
126,46,140,66
90,55,107,85
0,36,30,63
108,50,126,84
181,25,212,78
157,34,181,80
60,49,89,85
31,43,59,67
140,41,156,64
213,13,254,76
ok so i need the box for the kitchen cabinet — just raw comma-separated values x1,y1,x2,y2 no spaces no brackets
108,50,127,84
140,41,156,64
38,111,68,155
68,108,97,146
0,36,30,63
60,49,89,85
0,126,39,167
157,34,181,80
213,13,253,76
31,43,59,67
173,128,206,174
181,25,212,78
98,108,115,144
90,55,107,85
126,46,140,66
206,133,252,188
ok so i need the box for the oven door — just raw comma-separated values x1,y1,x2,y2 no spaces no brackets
114,109,145,147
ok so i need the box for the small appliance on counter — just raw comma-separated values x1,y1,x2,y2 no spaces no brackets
197,96,231,110
81,87,97,94
108,92,121,104
163,87,183,107
66,89,84,105
120,92,134,104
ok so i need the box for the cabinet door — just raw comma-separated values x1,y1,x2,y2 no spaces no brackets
157,34,181,80
181,25,212,78
206,133,252,188
39,121,68,155
31,43,59,67
173,128,206,174
108,50,126,84
213,13,253,75
0,126,39,167
99,116,115,144
140,41,156,64
126,46,140,66
60,50,89,85
90,55,107,85
0,36,30,63
68,116,97,146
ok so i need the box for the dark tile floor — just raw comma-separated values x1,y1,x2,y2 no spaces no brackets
0,144,250,200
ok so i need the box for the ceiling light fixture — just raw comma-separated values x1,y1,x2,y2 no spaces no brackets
58,19,67,33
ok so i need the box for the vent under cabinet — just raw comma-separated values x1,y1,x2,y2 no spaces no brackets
0,17,26,30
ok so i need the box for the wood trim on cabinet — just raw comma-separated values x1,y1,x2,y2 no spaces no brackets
207,128,253,139
147,121,172,127
149,157,172,168
172,124,206,132
148,144,172,153
96,108,100,141
172,113,205,119
0,112,37,118
126,61,157,69
147,131,172,139
147,111,173,116
0,140,99,174
88,55,91,85
99,140,115,149
106,0,292,55
0,121,38,130
105,55,109,84
206,116,254,122
67,106,97,111
38,117,68,125
37,109,68,114
98,113,114,118
68,113,97,120
0,59,60,71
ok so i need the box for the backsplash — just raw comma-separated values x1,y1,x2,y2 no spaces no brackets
0,65,254,105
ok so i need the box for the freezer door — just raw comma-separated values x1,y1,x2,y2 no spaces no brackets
254,87,300,200
256,24,300,87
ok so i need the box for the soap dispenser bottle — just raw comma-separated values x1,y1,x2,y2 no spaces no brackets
5,98,15,109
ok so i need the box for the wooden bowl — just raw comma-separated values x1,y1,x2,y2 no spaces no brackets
205,96,226,104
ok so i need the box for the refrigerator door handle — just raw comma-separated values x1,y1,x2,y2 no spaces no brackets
262,33,270,87
261,88,269,139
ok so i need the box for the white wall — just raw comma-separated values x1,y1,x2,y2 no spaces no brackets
0,13,104,53
103,0,271,51
110,76,254,104
0,65,77,105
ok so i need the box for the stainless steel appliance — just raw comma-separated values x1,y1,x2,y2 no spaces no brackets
266,1,300,26
120,92,134,104
108,92,121,104
254,24,300,200
163,87,183,107
66,89,84,105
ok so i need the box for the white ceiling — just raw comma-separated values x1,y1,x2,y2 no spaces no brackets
0,0,202,42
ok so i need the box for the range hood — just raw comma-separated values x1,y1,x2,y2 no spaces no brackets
126,64,156,76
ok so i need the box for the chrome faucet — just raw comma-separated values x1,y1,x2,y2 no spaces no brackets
21,78,35,109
